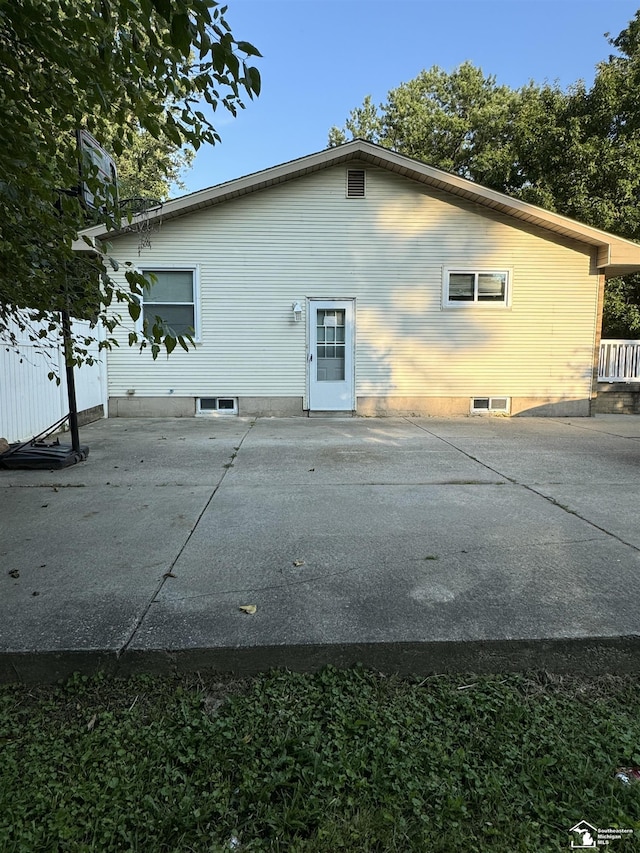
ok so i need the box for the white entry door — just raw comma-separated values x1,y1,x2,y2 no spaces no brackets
308,300,355,411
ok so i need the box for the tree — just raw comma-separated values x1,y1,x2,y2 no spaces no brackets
105,123,195,203
329,13,640,338
588,15,640,337
0,0,260,363
602,277,640,338
329,62,522,189
328,94,382,148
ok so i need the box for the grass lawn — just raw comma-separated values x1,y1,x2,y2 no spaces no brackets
1,667,640,851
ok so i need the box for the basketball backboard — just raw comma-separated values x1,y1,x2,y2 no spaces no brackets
76,129,118,212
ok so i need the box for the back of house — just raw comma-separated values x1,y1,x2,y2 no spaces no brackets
87,140,640,419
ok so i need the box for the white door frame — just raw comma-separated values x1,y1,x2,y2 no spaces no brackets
307,299,355,411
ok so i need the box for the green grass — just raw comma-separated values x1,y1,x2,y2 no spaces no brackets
2,668,640,851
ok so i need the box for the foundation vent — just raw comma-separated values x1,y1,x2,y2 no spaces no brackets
471,397,510,414
198,397,238,416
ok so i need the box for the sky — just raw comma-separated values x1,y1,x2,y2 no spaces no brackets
179,0,640,195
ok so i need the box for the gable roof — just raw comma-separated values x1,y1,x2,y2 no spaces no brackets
79,139,640,276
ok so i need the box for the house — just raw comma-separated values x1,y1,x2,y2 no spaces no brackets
80,139,640,418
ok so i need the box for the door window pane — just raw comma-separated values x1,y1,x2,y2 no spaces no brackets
316,308,345,381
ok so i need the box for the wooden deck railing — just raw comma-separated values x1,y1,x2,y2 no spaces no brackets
598,339,640,382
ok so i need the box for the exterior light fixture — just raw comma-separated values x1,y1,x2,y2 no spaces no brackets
292,301,303,322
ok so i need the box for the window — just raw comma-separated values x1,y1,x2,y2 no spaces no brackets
198,397,238,416
346,169,365,198
141,269,198,338
471,397,511,414
443,268,511,307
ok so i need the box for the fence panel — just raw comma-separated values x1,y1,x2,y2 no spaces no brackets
69,320,107,414
0,318,105,443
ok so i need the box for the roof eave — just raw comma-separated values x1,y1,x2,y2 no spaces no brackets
76,140,640,272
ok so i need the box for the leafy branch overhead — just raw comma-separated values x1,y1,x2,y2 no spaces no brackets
0,0,261,363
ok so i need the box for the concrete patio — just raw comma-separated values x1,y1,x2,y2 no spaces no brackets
1,414,640,682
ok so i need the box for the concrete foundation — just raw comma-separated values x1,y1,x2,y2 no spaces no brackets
357,396,470,417
109,396,196,417
109,396,305,418
239,397,304,417
108,395,592,419
509,397,591,417
358,396,591,417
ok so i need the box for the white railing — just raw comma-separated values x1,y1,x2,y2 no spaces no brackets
598,339,640,382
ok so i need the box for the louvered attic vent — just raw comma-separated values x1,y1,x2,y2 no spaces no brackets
347,169,366,198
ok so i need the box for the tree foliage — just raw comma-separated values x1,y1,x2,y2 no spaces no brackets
330,63,521,189
329,12,640,337
105,123,195,203
0,0,260,362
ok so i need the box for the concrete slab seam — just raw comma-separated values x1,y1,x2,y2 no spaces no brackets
405,417,518,484
116,419,257,658
405,416,640,554
523,484,640,554
556,420,640,442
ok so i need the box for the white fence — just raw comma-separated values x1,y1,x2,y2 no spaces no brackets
598,340,640,383
0,318,107,443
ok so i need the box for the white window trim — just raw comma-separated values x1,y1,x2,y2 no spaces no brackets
442,267,512,309
137,265,201,342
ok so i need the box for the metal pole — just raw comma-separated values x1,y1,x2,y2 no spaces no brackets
61,309,80,453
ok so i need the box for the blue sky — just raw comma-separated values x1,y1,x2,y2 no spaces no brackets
180,0,640,194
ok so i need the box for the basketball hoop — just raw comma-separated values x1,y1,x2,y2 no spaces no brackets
119,197,163,254
77,129,118,214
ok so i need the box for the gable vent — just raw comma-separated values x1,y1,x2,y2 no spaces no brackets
346,169,365,198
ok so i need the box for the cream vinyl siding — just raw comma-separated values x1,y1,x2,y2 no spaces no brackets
106,164,598,400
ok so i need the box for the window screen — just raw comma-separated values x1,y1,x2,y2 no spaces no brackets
142,270,196,337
